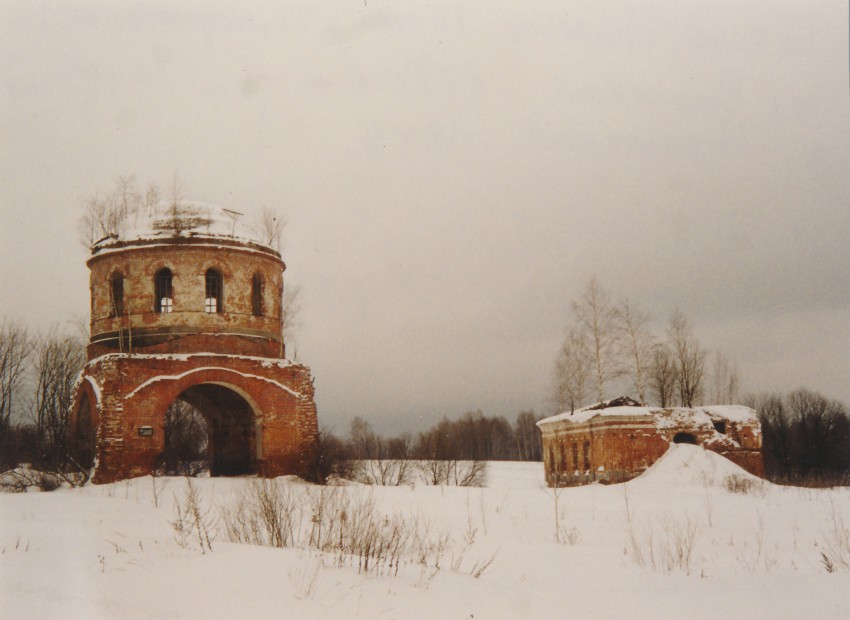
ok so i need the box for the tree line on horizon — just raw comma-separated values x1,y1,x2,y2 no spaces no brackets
1,284,849,485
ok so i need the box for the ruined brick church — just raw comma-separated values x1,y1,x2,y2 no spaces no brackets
70,203,319,483
537,397,763,486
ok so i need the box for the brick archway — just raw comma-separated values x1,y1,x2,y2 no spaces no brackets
169,383,257,476
70,377,101,471
80,355,317,483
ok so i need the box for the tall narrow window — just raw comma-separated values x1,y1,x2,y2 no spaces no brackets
155,268,173,314
583,441,590,471
205,269,222,313
110,272,124,317
251,272,264,317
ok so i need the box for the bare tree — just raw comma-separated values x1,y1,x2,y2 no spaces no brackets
77,176,152,247
144,182,161,217
614,297,655,404
709,350,741,405
281,285,302,360
552,327,593,413
667,309,706,407
253,207,285,252
571,277,620,403
648,343,677,407
745,392,791,477
749,390,850,481
348,417,412,485
31,330,86,470
0,321,30,466
514,410,542,461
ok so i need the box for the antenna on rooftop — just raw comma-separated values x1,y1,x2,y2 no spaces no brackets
222,208,243,237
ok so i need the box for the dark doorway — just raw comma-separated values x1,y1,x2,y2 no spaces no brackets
672,432,698,445
162,400,209,476
72,393,96,470
164,384,256,477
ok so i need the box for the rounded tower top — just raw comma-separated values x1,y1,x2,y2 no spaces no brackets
86,202,287,360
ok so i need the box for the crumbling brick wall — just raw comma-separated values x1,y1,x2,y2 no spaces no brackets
540,409,764,486
70,216,319,483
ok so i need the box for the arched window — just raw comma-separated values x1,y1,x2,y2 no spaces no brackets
205,269,223,313
251,272,264,317
110,272,124,317
155,268,173,314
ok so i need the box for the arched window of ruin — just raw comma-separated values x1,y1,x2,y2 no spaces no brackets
205,269,223,313
251,272,264,317
110,272,124,317
155,268,173,314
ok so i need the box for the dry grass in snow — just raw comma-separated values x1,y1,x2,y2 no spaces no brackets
2,445,850,619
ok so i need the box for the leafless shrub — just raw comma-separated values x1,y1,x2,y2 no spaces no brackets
290,550,324,600
171,478,214,553
821,551,836,573
820,498,850,571
0,467,67,493
353,459,414,486
221,482,471,579
724,474,765,496
415,459,488,487
221,479,300,548
626,511,701,575
467,550,498,578
549,485,580,545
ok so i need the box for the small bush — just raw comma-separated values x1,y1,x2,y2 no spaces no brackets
724,474,764,495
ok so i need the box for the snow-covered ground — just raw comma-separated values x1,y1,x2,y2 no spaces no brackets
2,446,850,619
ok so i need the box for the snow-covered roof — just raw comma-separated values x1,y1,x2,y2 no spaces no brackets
537,399,759,427
92,202,271,252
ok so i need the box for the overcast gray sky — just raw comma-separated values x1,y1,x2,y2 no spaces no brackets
1,1,848,434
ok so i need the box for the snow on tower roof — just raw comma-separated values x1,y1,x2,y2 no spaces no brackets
92,201,272,252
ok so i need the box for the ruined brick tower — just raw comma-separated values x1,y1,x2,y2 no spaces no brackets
70,203,318,483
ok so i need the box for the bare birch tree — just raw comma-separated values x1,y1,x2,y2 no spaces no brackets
648,343,677,407
709,350,741,405
571,278,619,403
553,327,593,413
614,297,655,404
667,309,706,407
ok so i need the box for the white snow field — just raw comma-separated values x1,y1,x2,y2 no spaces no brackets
2,446,850,619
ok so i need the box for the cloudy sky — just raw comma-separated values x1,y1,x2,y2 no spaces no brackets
1,1,848,434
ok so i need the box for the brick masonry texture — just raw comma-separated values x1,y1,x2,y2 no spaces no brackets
70,229,319,483
539,409,764,487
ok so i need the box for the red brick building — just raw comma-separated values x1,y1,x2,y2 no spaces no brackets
70,203,319,483
537,397,763,486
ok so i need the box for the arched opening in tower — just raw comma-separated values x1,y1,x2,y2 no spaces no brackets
163,383,257,477
71,392,97,470
161,400,209,476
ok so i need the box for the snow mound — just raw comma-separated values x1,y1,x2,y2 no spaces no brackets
634,444,761,488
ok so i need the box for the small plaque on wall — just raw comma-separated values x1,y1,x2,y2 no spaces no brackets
138,426,154,437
